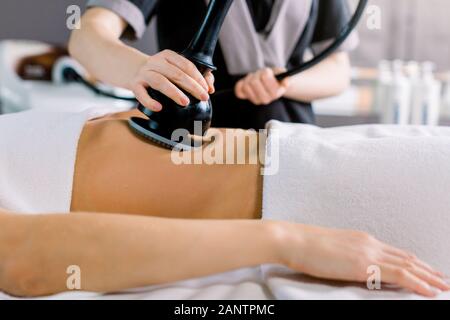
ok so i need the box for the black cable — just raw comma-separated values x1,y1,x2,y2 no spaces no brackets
62,68,137,101
276,0,368,81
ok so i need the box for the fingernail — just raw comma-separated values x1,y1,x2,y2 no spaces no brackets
149,103,161,112
423,283,433,291
432,287,442,296
182,97,190,106
201,93,209,101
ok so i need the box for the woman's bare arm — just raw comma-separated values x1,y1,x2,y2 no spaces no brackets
0,211,447,298
283,52,351,102
69,8,214,112
69,8,146,91
0,212,278,297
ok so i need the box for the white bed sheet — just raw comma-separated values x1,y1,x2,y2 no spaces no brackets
1,266,449,300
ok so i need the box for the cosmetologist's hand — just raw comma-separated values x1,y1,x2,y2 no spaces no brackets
235,67,290,105
129,49,215,112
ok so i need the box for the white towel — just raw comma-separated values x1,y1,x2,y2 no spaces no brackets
0,108,114,214
263,121,450,275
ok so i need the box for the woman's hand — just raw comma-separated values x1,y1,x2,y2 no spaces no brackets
272,222,449,297
235,67,290,105
129,50,215,112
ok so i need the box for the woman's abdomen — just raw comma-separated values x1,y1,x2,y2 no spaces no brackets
71,117,263,219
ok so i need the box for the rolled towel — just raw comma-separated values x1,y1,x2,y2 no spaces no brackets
263,121,450,274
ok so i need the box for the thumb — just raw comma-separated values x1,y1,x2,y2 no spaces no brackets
272,67,287,76
204,70,215,94
234,80,246,99
272,67,290,88
280,77,291,89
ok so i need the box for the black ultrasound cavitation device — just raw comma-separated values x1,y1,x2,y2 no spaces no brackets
129,0,369,151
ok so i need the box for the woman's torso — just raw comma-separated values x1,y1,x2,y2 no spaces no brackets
71,110,263,219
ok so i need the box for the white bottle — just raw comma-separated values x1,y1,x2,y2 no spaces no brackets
409,61,426,125
405,61,420,79
442,74,450,119
381,60,411,125
373,60,393,114
419,62,442,126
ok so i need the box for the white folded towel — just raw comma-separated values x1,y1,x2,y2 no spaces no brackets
263,121,450,274
0,108,114,214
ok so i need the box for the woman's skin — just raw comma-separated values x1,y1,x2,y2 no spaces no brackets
69,7,351,112
0,110,449,297
71,109,263,219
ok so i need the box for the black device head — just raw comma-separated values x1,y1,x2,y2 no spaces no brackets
129,0,234,151
129,89,212,151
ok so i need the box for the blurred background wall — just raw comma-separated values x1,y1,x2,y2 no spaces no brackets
1,0,450,70
350,0,450,70
0,0,158,53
